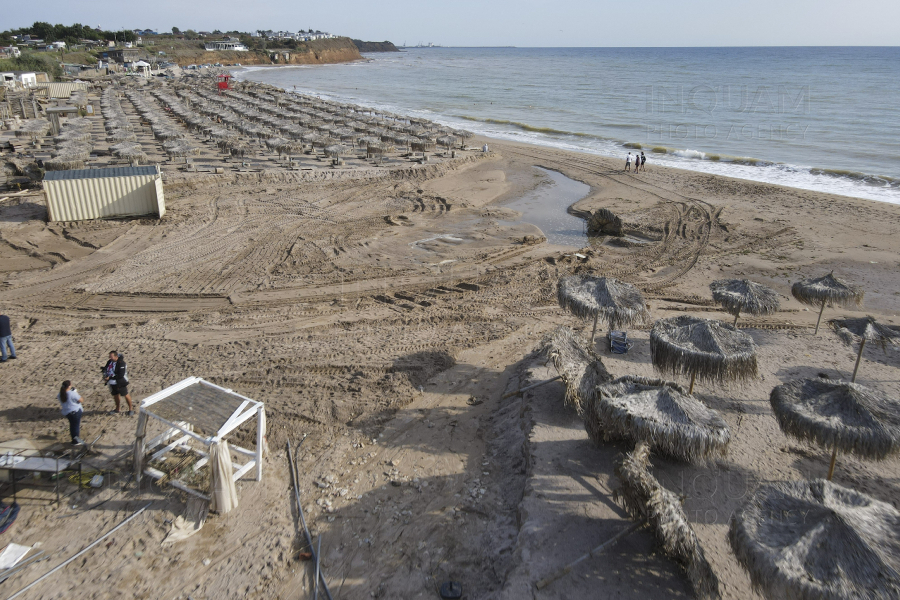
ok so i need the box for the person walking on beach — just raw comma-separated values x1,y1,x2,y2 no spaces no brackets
0,311,16,363
640,151,647,172
57,380,84,445
625,152,632,172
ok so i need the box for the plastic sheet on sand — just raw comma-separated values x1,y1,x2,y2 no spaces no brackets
163,497,209,544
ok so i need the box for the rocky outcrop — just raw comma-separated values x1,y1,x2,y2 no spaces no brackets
351,40,399,53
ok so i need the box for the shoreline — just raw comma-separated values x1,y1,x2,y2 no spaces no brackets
1,76,898,599
233,52,900,205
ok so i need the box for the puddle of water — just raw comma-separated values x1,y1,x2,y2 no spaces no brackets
409,233,466,249
501,167,590,247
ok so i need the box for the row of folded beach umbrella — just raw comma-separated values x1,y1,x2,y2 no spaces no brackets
101,87,149,165
45,116,94,171
123,88,203,161
138,77,471,163
13,93,93,170
541,271,900,599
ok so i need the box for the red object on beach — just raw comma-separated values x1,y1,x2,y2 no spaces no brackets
216,74,231,92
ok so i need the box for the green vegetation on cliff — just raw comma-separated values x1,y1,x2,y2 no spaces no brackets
351,40,399,53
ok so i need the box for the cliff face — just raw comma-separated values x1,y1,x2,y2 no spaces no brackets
351,40,399,53
170,37,363,67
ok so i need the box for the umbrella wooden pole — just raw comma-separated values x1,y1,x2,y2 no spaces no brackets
501,375,563,399
688,372,696,395
827,446,838,480
814,299,826,335
851,338,866,383
733,312,740,327
591,313,600,347
535,519,647,590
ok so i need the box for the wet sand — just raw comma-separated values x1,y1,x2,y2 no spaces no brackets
1,88,899,599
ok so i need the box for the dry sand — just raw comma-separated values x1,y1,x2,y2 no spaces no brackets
1,122,899,600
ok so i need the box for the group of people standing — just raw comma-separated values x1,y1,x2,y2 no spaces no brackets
625,151,646,173
55,351,135,446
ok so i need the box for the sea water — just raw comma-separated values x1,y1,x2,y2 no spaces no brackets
235,47,900,204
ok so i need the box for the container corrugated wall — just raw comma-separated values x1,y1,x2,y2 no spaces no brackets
45,171,166,222
33,82,88,99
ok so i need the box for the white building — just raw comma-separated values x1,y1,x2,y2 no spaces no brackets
0,46,21,58
0,71,38,89
204,40,249,52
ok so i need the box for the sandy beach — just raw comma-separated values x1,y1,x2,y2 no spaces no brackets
1,79,899,600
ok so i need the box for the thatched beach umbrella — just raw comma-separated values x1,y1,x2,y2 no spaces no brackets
830,316,900,382
110,141,147,164
44,156,85,171
54,130,92,144
107,130,137,143
15,119,50,140
615,441,721,600
589,376,730,463
276,139,305,159
52,145,91,161
437,135,457,152
265,137,288,154
729,479,900,600
709,279,780,327
454,129,473,148
770,378,900,480
792,271,863,334
62,117,93,131
542,326,612,414
410,139,435,157
324,144,348,159
557,275,651,346
163,140,200,158
650,315,758,394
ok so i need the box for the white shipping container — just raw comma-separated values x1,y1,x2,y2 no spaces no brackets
33,81,88,99
44,166,165,222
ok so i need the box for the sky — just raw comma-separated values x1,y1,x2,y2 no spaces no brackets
5,0,900,47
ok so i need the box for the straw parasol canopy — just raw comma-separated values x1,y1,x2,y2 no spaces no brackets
542,326,612,414
62,117,93,131
770,378,900,479
43,156,85,171
650,315,758,394
54,130,92,144
588,376,730,463
729,478,900,600
410,139,435,154
437,135,458,151
275,139,304,157
15,119,50,139
107,130,137,143
324,144,347,158
709,279,780,327
52,144,91,161
830,316,900,382
558,275,651,346
791,271,863,334
163,140,200,157
615,441,721,600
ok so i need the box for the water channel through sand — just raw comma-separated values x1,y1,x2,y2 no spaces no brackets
501,167,590,247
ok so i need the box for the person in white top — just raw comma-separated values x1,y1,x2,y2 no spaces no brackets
57,380,84,445
625,152,632,172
